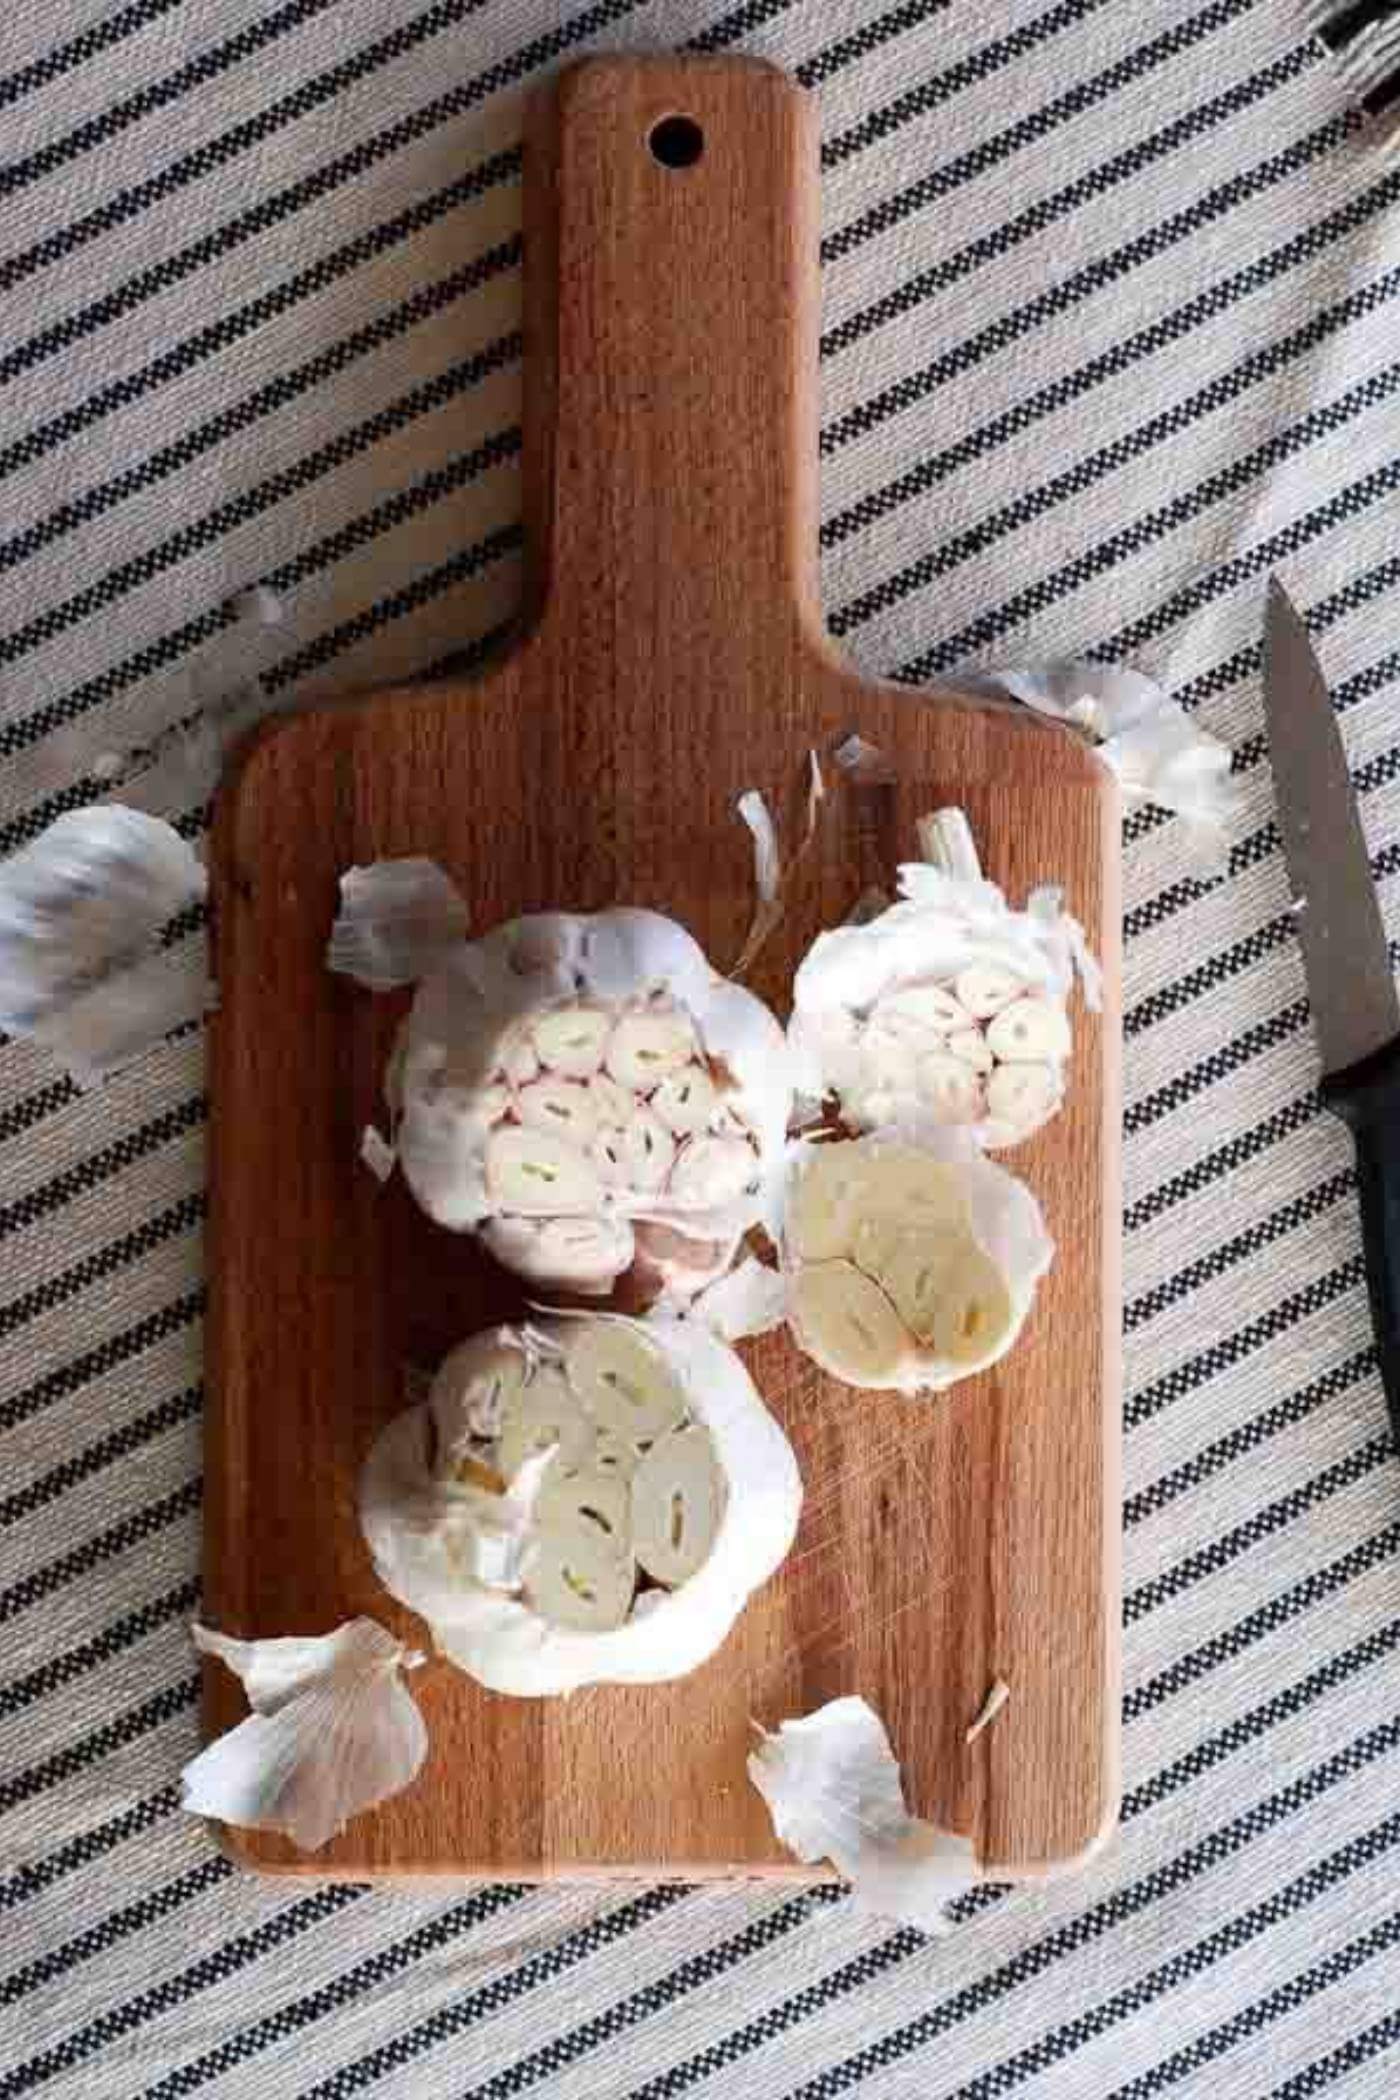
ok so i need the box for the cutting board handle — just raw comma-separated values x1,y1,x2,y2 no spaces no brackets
522,55,823,661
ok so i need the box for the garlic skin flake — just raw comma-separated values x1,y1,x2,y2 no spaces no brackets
749,1696,978,1935
385,901,792,1301
361,1313,802,1697
181,1618,428,1853
782,1130,1052,1394
788,808,1097,1150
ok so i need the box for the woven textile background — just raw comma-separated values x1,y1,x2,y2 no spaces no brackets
4,0,1400,2093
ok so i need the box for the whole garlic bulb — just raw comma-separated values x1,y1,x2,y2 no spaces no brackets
788,810,1098,1150
781,1131,1052,1394
359,1314,802,1697
390,908,791,1299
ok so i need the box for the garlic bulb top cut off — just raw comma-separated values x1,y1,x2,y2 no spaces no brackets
360,1312,802,1696
379,900,791,1301
782,1131,1052,1394
788,809,1098,1150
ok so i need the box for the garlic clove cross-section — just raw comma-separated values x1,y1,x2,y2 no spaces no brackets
631,1424,726,1586
564,1321,688,1444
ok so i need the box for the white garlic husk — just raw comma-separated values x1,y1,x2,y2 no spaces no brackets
360,1313,802,1696
379,902,791,1300
788,809,1098,1150
780,1129,1052,1395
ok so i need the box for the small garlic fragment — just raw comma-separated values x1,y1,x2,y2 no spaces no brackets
668,1135,757,1209
516,1078,599,1146
954,962,1026,1018
565,1322,689,1443
496,1365,595,1478
985,996,1072,1063
533,1004,611,1077
485,1126,603,1215
631,1424,726,1586
790,1261,912,1386
606,1008,697,1091
526,1517,635,1632
650,1063,719,1135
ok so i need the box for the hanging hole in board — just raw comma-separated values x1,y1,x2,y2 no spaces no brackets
649,115,704,169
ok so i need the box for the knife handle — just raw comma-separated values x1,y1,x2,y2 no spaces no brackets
1322,1037,1400,1448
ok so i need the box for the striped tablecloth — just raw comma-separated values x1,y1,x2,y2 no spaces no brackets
4,1,1400,2093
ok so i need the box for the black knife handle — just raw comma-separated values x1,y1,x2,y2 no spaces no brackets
1322,1036,1400,1449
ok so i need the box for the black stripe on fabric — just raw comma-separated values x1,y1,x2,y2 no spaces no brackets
1126,1255,1366,1430
0,242,522,575
0,0,501,290
822,168,1400,548
1124,1094,1323,1234
0,1858,232,2012
822,72,1333,391
897,363,1400,678
0,339,522,672
0,0,344,201
1263,2008,1400,2099
791,0,953,86
0,1785,178,1916
1105,1909,1400,2099
0,1075,78,1149
137,1886,535,2100
821,0,1257,258
0,1384,201,1529
0,1887,366,2079
0,1477,199,1627
0,1673,197,1818
0,1287,203,1436
1124,1348,1375,1528
629,1717,1400,2100
1124,1432,1394,1625
0,1192,203,1346
0,0,649,389
0,1098,205,1243
0,1577,197,1719
1123,1169,1355,1332
1125,1520,1400,1723
831,268,1400,637
1125,997,1309,1139
0,0,188,111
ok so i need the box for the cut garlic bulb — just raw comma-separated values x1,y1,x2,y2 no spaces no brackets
787,808,1097,1150
631,1424,726,1585
360,1313,802,1697
780,1133,1051,1394
378,901,791,1302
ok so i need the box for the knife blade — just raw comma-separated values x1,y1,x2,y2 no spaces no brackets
1264,575,1400,1446
1263,576,1399,1075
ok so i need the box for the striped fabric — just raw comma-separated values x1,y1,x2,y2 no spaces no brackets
3,0,1400,2092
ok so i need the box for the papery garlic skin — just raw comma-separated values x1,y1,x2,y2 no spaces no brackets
782,1131,1052,1395
387,906,792,1300
360,1313,802,1696
788,814,1097,1151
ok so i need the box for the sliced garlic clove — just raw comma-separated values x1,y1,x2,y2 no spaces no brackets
878,982,970,1034
953,962,1027,1019
986,1061,1062,1136
430,1335,529,1454
526,1516,635,1632
591,1427,648,1476
788,1146,871,1262
650,1063,719,1135
985,995,1072,1063
515,1077,599,1147
871,1232,966,1345
485,1126,603,1216
532,1004,611,1078
565,1322,688,1442
791,1261,912,1387
631,1424,725,1586
618,1105,676,1193
496,1365,595,1480
531,1216,636,1291
946,1028,993,1074
929,1245,1015,1366
667,1134,757,1209
536,1460,631,1549
588,1072,635,1127
861,1152,971,1233
914,1052,986,1124
606,1008,698,1091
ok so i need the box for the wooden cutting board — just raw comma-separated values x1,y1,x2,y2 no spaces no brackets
205,53,1120,1879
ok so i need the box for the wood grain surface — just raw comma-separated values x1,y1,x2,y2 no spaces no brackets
204,53,1121,1879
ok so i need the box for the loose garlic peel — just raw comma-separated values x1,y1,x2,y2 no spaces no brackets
382,902,791,1301
783,1133,1051,1394
788,807,1098,1150
360,1313,801,1695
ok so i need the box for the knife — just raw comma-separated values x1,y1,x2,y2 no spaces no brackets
1263,576,1400,1443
